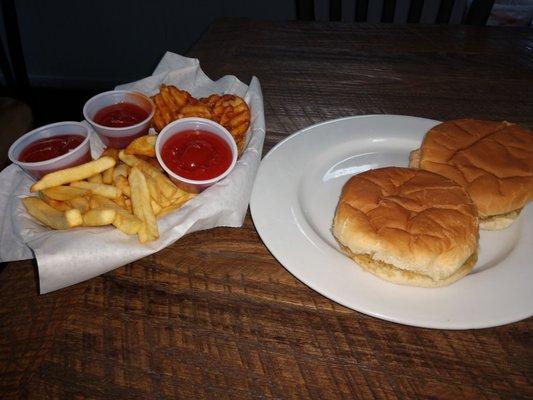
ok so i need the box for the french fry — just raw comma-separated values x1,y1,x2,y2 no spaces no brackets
166,186,194,205
41,186,90,201
38,192,72,212
151,199,162,215
22,197,82,229
129,167,159,243
101,147,119,161
67,196,90,213
157,193,195,218
124,198,133,213
145,175,167,206
102,166,114,184
87,173,103,183
113,163,130,182
70,181,120,199
114,175,131,197
114,195,127,209
31,157,116,192
92,195,142,235
145,157,163,170
119,151,178,199
125,135,156,157
82,208,116,226
88,196,100,210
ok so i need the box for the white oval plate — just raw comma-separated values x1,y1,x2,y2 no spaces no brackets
250,115,533,329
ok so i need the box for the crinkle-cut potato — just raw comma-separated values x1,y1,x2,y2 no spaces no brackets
151,84,251,155
151,84,192,132
199,93,221,109
209,94,251,155
178,98,212,120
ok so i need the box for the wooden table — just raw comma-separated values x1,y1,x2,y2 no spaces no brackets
1,18,532,399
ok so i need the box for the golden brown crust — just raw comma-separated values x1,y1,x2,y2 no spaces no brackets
332,167,478,283
418,119,533,218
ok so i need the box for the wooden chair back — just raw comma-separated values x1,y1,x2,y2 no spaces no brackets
298,0,495,25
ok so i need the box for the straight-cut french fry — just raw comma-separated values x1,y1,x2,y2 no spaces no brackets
67,196,90,213
113,163,130,182
101,147,119,161
125,135,156,157
38,191,72,211
31,157,116,192
128,167,159,243
83,208,116,226
114,175,131,197
119,151,177,199
151,199,162,215
157,192,195,218
145,174,167,206
70,181,120,199
88,196,100,210
113,195,127,209
41,185,90,201
22,197,82,229
102,166,114,184
87,173,103,183
92,195,142,235
124,198,133,213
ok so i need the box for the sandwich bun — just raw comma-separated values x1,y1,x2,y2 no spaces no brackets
332,167,478,287
410,119,533,230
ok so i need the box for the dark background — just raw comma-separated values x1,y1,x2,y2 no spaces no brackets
0,0,526,154
1,0,296,90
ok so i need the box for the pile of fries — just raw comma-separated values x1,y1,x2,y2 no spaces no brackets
22,137,195,243
21,85,252,244
151,84,251,154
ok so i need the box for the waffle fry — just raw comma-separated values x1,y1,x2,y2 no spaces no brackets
178,98,212,120
210,94,251,154
151,85,251,155
199,94,221,109
151,85,192,132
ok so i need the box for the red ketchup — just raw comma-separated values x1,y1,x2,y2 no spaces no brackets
161,130,232,181
94,102,148,128
19,135,85,163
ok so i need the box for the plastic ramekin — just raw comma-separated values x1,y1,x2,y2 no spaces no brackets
83,90,155,149
8,121,91,180
155,117,238,193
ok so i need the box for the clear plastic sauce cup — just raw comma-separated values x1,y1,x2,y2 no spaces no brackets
8,121,92,180
83,90,154,149
155,118,238,193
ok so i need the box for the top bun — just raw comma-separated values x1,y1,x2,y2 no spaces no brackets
332,167,478,282
416,119,533,218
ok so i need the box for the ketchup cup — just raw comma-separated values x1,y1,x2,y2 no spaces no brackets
8,121,91,180
83,90,154,149
155,118,238,193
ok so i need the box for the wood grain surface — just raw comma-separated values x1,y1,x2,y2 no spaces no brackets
1,18,532,400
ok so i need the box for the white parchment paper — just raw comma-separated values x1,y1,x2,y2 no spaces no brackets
0,52,265,293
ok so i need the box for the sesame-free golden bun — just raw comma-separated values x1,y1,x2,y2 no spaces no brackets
332,167,479,287
410,119,533,230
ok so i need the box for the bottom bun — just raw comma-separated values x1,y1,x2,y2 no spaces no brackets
480,209,521,230
409,148,421,168
341,245,477,288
